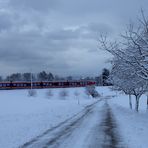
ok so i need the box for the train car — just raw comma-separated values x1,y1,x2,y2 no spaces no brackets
0,80,96,90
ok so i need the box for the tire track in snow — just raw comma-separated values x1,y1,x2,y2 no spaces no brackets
19,100,101,148
20,98,126,148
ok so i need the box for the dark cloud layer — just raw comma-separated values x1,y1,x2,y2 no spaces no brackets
0,0,148,76
9,0,57,12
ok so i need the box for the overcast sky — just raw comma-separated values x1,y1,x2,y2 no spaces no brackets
0,0,148,77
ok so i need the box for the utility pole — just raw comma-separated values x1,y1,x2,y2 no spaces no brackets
30,69,33,90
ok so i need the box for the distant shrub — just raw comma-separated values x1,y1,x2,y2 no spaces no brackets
46,89,53,99
74,90,80,104
59,89,68,99
28,89,37,97
85,85,100,98
74,90,80,97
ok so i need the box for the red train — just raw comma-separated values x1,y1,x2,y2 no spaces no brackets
0,81,96,90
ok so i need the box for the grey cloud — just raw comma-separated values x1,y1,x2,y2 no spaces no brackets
9,0,58,12
0,10,15,32
0,0,148,76
0,14,12,31
87,23,113,34
53,0,147,17
46,29,80,41
45,22,113,42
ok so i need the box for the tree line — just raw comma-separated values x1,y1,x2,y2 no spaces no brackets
0,68,111,86
0,71,54,82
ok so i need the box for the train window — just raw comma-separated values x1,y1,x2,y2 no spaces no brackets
13,84,16,86
24,84,27,86
3,84,6,87
35,83,38,86
0,84,2,87
59,82,62,86
6,84,10,86
43,83,46,86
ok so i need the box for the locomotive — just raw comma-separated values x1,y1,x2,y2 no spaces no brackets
0,80,96,90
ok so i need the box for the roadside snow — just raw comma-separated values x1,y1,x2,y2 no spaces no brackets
0,87,97,148
111,104,148,148
101,86,148,148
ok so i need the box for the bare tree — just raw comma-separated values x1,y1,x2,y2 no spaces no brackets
99,10,148,112
59,89,68,99
85,85,100,98
0,76,3,82
28,89,37,97
46,89,53,99
74,90,80,104
99,10,148,81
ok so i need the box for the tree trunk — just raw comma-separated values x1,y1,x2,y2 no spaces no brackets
77,96,80,105
135,95,140,112
129,95,132,110
147,95,148,110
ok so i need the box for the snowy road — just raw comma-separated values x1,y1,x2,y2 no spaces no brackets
20,99,124,148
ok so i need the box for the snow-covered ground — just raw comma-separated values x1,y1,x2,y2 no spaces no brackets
1,86,148,148
0,87,97,148
97,87,148,148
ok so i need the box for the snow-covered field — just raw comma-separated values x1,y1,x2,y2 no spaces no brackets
0,86,148,148
0,87,97,148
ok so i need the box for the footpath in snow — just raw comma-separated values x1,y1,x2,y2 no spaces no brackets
20,98,125,148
